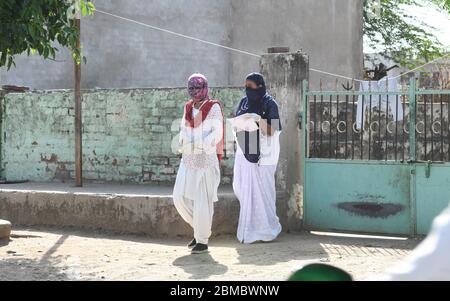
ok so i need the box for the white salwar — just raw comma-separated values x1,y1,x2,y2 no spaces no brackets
233,130,282,244
173,102,222,245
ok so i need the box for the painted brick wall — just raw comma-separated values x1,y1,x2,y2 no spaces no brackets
0,88,243,184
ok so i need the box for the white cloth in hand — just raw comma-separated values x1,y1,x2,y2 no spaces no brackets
228,113,260,132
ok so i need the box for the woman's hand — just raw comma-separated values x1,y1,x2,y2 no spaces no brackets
180,142,194,154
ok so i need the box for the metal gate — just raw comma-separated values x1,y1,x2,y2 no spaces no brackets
302,78,450,236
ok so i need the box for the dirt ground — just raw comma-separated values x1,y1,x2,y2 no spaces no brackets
0,227,421,281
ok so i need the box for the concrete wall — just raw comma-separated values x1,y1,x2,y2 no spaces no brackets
261,52,309,230
0,0,363,90
229,0,364,89
0,88,242,184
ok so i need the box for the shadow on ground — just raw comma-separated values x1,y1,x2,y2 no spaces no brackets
173,253,228,280
0,255,72,281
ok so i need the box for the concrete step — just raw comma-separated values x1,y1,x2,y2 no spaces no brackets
0,219,11,239
0,182,289,237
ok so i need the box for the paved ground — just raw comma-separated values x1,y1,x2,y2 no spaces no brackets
0,227,421,281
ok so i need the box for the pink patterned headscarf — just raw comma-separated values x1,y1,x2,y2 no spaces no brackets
188,73,209,102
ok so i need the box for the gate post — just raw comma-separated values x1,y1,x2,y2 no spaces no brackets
260,50,309,231
409,76,417,236
409,77,417,162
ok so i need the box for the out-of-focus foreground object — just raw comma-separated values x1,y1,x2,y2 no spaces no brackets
288,263,353,281
373,204,450,281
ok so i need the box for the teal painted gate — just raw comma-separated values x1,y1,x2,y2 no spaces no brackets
302,78,450,236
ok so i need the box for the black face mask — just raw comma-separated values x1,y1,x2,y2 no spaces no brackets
245,87,266,103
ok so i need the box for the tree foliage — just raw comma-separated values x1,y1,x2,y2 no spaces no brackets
0,0,94,69
364,0,450,68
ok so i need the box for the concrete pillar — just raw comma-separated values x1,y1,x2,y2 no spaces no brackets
260,50,309,231
0,219,11,239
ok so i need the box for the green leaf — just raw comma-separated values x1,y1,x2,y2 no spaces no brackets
81,4,87,16
43,46,49,58
37,43,44,55
7,56,15,70
88,2,95,11
0,51,7,66
49,47,56,59
28,24,36,40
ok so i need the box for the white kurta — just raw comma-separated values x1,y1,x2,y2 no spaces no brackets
173,103,222,245
233,130,282,244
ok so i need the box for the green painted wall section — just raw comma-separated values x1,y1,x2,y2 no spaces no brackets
0,88,243,184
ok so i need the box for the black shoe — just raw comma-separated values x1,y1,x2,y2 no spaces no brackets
191,243,208,254
187,238,196,249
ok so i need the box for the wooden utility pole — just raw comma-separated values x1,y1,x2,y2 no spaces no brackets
74,17,83,187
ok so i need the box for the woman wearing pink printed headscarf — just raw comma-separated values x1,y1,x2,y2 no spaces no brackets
173,73,224,254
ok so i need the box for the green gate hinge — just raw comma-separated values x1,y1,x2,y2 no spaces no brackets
298,112,303,129
425,160,431,178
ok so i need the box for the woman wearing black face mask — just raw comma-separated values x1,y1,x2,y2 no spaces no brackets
232,72,283,244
